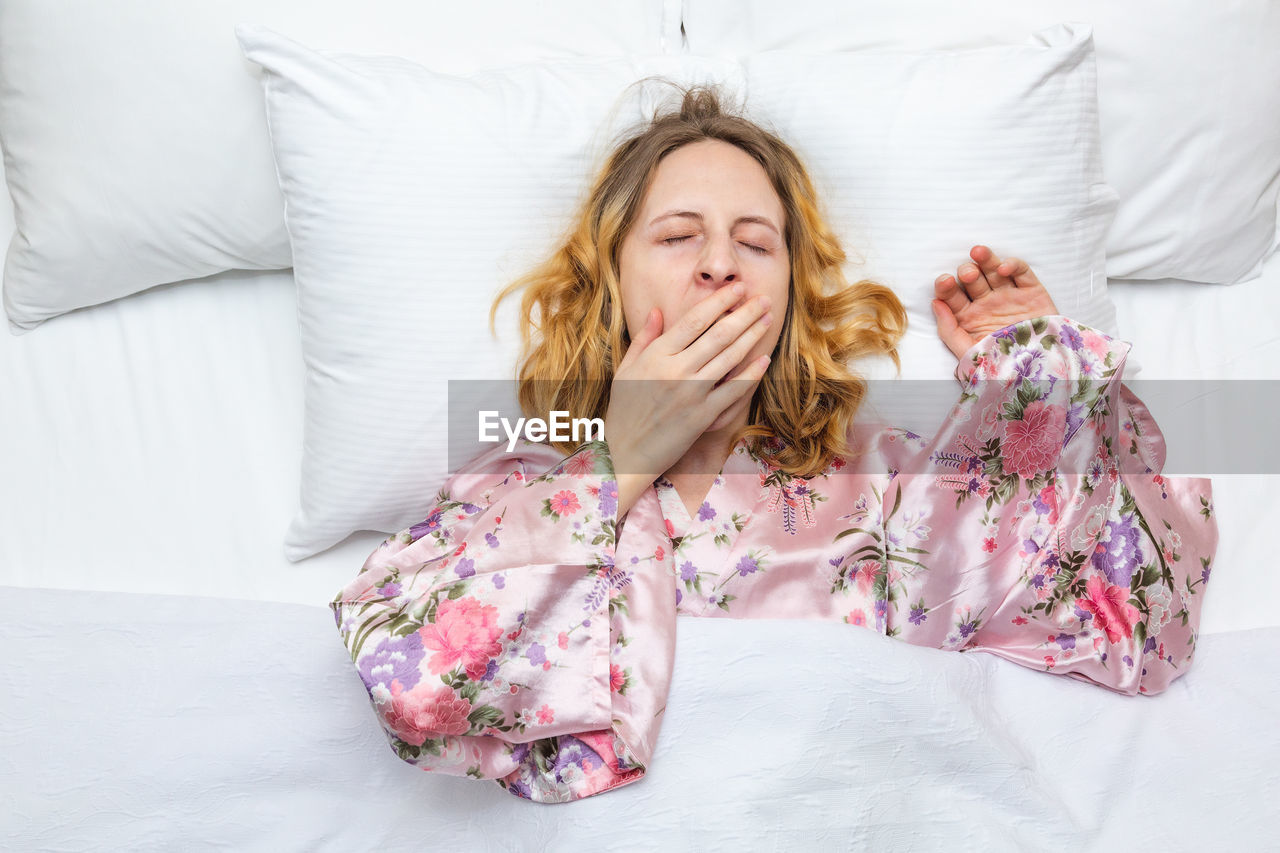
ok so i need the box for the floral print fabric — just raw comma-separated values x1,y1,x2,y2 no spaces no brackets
330,315,1217,804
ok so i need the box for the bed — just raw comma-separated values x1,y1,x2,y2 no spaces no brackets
2,1,1278,849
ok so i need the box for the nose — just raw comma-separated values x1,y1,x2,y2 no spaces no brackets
697,233,739,286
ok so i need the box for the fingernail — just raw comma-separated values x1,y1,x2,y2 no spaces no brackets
757,295,772,310
760,312,773,327
732,284,745,297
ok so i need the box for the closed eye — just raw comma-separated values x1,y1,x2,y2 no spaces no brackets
662,235,770,255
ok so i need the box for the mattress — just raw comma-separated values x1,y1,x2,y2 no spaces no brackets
2,162,1279,846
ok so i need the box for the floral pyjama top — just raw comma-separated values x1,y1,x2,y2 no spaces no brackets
330,315,1218,804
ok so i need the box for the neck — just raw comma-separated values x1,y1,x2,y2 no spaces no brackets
665,407,749,480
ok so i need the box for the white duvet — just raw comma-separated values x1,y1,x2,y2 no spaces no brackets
2,585,1276,850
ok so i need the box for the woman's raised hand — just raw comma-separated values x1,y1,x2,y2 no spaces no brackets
604,284,774,518
931,245,1060,360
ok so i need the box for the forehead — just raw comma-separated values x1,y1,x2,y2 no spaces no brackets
640,140,783,219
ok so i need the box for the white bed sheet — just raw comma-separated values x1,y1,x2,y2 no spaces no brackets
2,585,1276,851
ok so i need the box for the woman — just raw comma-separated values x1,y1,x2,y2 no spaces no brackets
330,86,1217,803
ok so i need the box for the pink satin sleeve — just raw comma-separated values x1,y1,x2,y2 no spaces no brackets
879,315,1217,695
329,439,675,803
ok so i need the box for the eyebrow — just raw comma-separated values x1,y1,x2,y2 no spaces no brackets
649,210,781,236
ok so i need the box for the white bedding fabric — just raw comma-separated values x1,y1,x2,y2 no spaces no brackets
2,585,1276,850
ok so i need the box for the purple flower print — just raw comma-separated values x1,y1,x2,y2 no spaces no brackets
455,557,476,578
598,480,618,517
1065,403,1085,442
377,582,402,598
909,607,927,626
526,643,547,667
1031,574,1045,590
958,620,977,639
1023,538,1041,555
1074,604,1092,623
1143,636,1157,654
675,588,683,607
553,735,603,779
697,502,717,522
482,659,499,681
485,532,500,548
493,574,506,589
1092,513,1143,587
1014,350,1046,381
1059,324,1083,351
735,555,760,577
358,632,425,693
409,510,443,541
680,561,698,582
1202,563,1212,585
1055,633,1076,650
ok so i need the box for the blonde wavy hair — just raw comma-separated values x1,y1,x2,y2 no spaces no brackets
490,83,907,478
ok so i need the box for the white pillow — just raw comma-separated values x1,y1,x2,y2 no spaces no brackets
0,0,678,332
235,24,745,561
681,0,1280,285
741,22,1131,433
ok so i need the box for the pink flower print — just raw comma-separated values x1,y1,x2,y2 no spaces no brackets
982,537,998,553
548,490,581,517
655,545,665,561
972,354,993,381
1036,483,1059,525
383,682,473,744
1012,616,1028,626
418,596,504,679
853,560,879,595
1081,329,1111,360
847,609,867,627
665,518,675,538
565,450,597,477
610,663,626,693
557,631,569,650
1076,574,1140,644
536,704,555,725
1002,401,1067,479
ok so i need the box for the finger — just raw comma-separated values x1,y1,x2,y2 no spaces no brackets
705,355,770,431
680,292,770,372
971,244,1014,290
956,260,990,299
1001,256,1044,290
931,299,975,360
699,307,772,385
660,283,746,354
934,272,970,316
618,308,662,372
